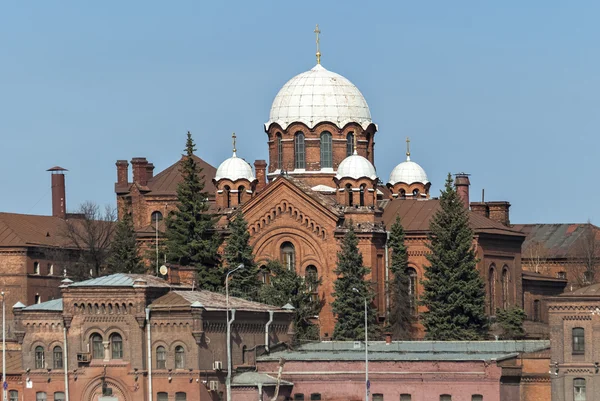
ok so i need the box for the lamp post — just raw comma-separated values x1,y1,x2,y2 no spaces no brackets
226,264,244,401
2,291,5,401
353,288,368,401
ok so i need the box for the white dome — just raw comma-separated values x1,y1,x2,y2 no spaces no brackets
388,157,429,185
215,154,255,182
266,64,372,130
336,153,377,180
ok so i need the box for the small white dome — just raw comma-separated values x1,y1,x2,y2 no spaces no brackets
215,154,255,182
388,157,429,185
266,64,372,130
336,153,377,180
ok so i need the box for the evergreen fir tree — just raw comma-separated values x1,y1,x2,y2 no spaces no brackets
224,212,261,300
387,215,413,339
495,307,526,339
165,131,223,291
258,260,322,343
106,213,146,274
421,174,488,340
332,224,379,340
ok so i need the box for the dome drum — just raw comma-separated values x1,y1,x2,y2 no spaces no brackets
387,182,431,200
214,151,257,209
335,177,378,208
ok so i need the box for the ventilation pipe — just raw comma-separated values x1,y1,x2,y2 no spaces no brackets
265,310,274,353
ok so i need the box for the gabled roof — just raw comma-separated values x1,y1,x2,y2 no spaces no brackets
380,199,524,237
513,223,600,259
144,155,217,196
70,273,187,288
0,212,72,247
150,290,292,313
23,299,63,312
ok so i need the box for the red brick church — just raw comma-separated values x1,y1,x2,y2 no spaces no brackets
114,55,561,339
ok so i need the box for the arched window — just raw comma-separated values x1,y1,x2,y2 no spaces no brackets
33,262,40,275
175,392,187,401
574,378,586,401
533,299,541,322
53,346,63,369
175,346,185,369
238,185,245,205
54,392,65,401
35,346,45,369
8,391,18,401
346,132,354,156
320,132,332,168
359,184,366,206
489,266,496,315
472,396,483,401
346,184,354,206
91,334,103,359
413,189,420,197
111,333,123,359
224,185,231,208
399,189,406,199
407,268,418,315
281,242,295,271
157,393,168,401
400,395,412,401
365,133,371,160
440,395,452,401
311,394,322,401
151,211,163,223
35,393,46,401
502,267,509,309
259,265,270,285
295,132,305,169
156,346,166,369
573,327,585,354
276,133,283,169
306,266,318,301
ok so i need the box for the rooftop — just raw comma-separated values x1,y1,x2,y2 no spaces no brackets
23,299,63,312
259,340,550,362
151,290,292,312
69,273,187,289
514,223,600,259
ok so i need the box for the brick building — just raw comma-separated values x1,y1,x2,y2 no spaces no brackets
10,273,293,401
115,58,567,338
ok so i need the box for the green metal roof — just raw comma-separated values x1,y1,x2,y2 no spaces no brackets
23,299,63,312
70,273,177,288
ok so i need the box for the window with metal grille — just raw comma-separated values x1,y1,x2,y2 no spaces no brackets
53,346,63,369
175,346,185,369
91,334,103,359
111,333,123,359
295,132,305,169
573,328,585,354
320,132,332,168
35,346,45,369
156,346,166,369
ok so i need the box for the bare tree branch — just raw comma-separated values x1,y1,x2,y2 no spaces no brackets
572,220,600,287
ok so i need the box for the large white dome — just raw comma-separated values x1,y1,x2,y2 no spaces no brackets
388,157,429,185
266,64,372,130
215,154,255,182
336,153,377,180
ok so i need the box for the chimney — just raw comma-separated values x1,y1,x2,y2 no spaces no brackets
131,157,149,186
116,160,129,188
487,201,511,226
47,166,67,219
254,160,267,192
146,163,155,181
454,173,470,209
470,202,489,218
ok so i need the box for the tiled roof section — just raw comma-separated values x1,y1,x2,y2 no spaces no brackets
150,290,291,312
23,299,63,311
381,199,524,237
145,155,217,195
562,283,600,296
281,176,342,217
70,273,187,288
259,340,549,362
0,213,73,247
522,271,568,283
514,223,600,259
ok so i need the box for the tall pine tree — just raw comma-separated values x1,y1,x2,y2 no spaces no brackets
258,260,322,343
387,215,413,339
224,212,261,300
421,174,488,340
165,132,223,291
106,213,146,274
332,224,379,340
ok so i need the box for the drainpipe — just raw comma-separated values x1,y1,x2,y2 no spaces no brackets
258,383,263,401
63,326,69,401
146,308,153,401
265,311,274,353
385,231,390,321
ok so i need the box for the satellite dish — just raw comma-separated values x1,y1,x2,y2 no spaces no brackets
159,265,168,276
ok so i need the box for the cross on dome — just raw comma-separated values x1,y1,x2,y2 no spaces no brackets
314,24,321,64
232,132,237,157
406,137,411,161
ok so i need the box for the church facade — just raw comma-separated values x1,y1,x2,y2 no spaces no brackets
115,55,557,338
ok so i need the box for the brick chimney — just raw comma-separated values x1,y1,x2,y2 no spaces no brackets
454,173,471,209
131,157,149,186
146,163,155,181
470,202,489,218
116,160,129,187
47,166,67,219
254,160,267,192
487,201,511,226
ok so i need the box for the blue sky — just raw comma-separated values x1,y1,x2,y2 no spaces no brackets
1,1,598,224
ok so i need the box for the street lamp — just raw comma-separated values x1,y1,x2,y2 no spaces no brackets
353,288,368,401
226,264,244,401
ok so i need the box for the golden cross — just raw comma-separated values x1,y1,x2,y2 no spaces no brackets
406,137,411,157
314,24,321,64
232,132,237,154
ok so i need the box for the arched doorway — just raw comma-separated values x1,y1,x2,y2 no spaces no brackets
83,376,132,401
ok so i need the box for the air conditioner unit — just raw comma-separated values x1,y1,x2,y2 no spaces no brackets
212,361,223,371
76,353,91,363
209,380,219,391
